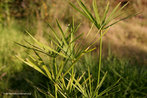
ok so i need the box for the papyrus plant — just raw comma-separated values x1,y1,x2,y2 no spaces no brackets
16,19,97,97
68,0,136,97
16,0,136,97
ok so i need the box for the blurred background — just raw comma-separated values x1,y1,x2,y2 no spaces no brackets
0,0,147,97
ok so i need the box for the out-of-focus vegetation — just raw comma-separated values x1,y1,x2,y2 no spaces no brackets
0,0,147,97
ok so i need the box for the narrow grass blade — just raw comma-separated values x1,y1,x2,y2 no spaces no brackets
63,52,85,77
70,33,83,44
94,72,107,96
56,20,68,47
73,77,87,97
77,0,95,23
42,65,52,80
77,72,85,82
92,0,101,24
105,2,121,24
70,32,74,58
97,79,120,97
85,47,96,53
69,2,88,19
47,24,62,45
24,40,41,50
74,23,81,34
26,32,68,58
15,42,54,57
56,61,64,80
102,2,110,25
112,1,129,20
69,73,75,92
66,77,72,90
57,89,67,98
86,23,94,38
88,67,92,96
117,1,129,13
16,56,46,77
66,77,84,95
105,12,140,29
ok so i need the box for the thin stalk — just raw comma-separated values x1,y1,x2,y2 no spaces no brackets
71,61,74,92
55,83,58,98
71,30,74,91
53,58,57,76
53,57,58,98
97,30,103,85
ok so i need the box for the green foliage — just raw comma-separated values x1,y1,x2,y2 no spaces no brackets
102,56,147,97
15,0,141,98
16,19,97,97
79,53,147,98
0,0,146,98
70,0,135,30
69,0,136,97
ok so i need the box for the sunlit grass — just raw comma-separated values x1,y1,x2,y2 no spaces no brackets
15,0,139,97
0,0,146,98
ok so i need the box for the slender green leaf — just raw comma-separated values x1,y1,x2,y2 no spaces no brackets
69,2,87,17
105,2,121,24
56,20,68,47
16,56,46,76
88,67,92,96
47,24,62,45
97,79,120,97
102,2,110,25
42,65,52,80
94,72,107,96
26,32,68,58
92,0,101,24
56,61,64,79
105,12,140,29
77,0,95,22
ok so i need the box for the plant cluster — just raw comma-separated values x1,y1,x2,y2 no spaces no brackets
17,0,137,97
